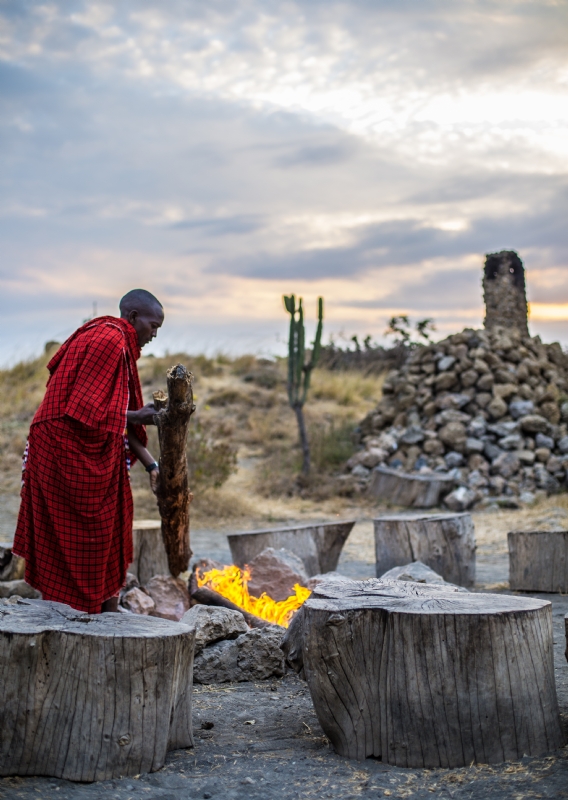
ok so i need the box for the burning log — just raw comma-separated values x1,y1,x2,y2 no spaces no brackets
153,365,195,577
189,572,273,629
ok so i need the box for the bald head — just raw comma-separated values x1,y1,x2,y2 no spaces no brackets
120,289,164,348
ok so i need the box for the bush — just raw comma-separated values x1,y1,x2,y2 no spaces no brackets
186,421,238,489
310,420,357,472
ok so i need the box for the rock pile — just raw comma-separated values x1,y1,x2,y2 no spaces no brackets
351,324,568,508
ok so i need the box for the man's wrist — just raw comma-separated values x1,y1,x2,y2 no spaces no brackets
145,461,159,473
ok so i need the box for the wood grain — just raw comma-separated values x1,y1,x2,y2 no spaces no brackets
368,466,455,508
508,530,568,592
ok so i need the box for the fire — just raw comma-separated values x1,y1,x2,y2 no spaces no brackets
196,564,311,627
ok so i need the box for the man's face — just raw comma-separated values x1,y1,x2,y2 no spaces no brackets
127,305,164,347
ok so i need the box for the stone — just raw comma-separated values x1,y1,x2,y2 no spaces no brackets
499,434,523,450
468,453,489,472
246,548,309,601
434,372,458,391
561,402,568,421
467,416,487,438
519,491,536,505
145,575,191,621
491,451,520,479
359,447,388,468
438,422,467,451
488,475,507,495
0,580,40,599
535,432,554,450
484,442,503,462
476,372,494,391
121,587,155,615
193,626,285,684
444,451,464,469
437,409,471,425
493,383,518,400
399,426,425,445
509,399,534,419
423,438,444,456
181,605,248,653
460,369,478,388
487,396,508,419
476,392,493,408
558,435,568,454
380,561,468,592
465,437,484,454
519,414,550,434
487,420,519,437
436,393,471,410
437,356,456,371
414,455,430,471
473,358,490,374
517,450,536,465
444,486,477,512
540,402,561,424
351,464,371,478
534,447,551,463
0,544,25,582
467,470,488,490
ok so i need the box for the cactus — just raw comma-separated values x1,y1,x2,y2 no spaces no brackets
283,295,324,475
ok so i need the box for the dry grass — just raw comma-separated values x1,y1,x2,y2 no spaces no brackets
310,368,385,407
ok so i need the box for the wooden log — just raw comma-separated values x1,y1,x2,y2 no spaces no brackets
154,365,195,577
368,465,455,508
508,530,568,592
0,598,195,781
227,520,356,578
188,572,273,629
129,520,170,585
374,512,476,588
283,578,563,766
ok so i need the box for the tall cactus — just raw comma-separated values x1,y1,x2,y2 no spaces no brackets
283,295,324,475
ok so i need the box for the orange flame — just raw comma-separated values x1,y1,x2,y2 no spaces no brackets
196,564,311,627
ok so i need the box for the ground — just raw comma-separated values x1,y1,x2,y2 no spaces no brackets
1,352,568,797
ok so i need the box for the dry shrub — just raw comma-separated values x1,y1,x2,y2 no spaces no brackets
310,420,357,472
186,421,238,489
207,389,251,407
191,486,256,520
310,368,384,407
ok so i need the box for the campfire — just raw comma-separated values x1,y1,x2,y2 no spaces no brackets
196,564,311,627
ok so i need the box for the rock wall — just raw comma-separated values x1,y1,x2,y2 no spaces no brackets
352,325,568,508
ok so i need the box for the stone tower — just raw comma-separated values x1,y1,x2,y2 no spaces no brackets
483,250,529,337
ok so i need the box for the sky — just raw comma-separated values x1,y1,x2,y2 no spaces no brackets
1,0,567,364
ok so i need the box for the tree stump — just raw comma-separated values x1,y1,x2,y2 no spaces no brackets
227,520,356,578
154,365,195,577
0,598,195,781
374,512,475,587
368,465,455,508
282,578,563,766
129,520,170,585
508,530,568,592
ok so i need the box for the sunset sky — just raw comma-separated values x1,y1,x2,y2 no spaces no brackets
1,1,567,363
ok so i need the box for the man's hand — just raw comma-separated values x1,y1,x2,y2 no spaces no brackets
127,403,157,426
149,467,160,496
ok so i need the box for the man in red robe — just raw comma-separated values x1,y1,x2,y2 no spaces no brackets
13,289,164,613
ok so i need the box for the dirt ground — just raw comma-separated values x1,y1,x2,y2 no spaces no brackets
1,509,568,800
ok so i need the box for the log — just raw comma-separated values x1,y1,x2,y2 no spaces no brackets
227,520,356,577
282,578,564,766
129,519,170,585
374,512,475,588
154,365,195,577
0,597,195,781
189,572,273,629
508,530,568,592
368,465,455,508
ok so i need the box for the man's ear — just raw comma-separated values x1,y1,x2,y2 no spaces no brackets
128,309,138,324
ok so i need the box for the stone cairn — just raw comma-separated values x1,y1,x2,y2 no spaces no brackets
350,252,568,509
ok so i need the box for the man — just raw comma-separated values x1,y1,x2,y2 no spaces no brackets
13,289,164,613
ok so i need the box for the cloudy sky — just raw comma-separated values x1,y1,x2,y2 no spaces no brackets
1,1,567,363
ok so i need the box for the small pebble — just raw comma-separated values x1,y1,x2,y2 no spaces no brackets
203,793,212,799
201,721,214,730
242,776,255,784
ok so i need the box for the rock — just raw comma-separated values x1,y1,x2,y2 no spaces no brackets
414,455,430,470
468,470,488,490
499,434,523,450
438,356,456,371
509,399,534,419
437,409,471,425
360,448,388,468
491,451,521,479
535,433,554,450
465,437,484,454
517,450,536,465
444,486,477,512
519,491,537,505
476,392,493,408
561,402,568,421
351,464,371,478
484,442,503,462
436,393,471,410
467,416,487,438
423,438,444,456
306,572,351,590
0,544,25,582
145,575,191,621
121,587,155,615
193,626,285,684
558,436,568,454
460,369,479,388
546,455,563,474
473,358,490,374
399,426,425,445
487,421,519,438
246,547,309,601
438,422,467,451
444,451,464,469
0,580,41,599
488,475,507,495
476,372,494,391
487,396,508,419
468,453,489,472
181,605,248,653
519,414,550,434
493,383,518,400
535,447,551,463
434,372,458,391
380,561,468,592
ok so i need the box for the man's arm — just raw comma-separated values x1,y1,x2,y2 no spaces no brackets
127,418,160,496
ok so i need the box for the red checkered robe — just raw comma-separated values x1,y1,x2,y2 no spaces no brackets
13,316,148,612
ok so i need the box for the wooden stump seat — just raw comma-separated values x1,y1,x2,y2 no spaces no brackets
0,598,195,781
374,512,475,587
368,465,455,508
227,520,355,577
508,530,568,592
129,520,171,585
281,578,563,767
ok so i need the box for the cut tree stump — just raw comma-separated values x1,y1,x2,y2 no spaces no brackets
129,520,170,585
374,512,475,587
368,465,455,508
281,578,564,766
0,541,25,581
0,598,195,781
154,365,195,577
508,530,568,592
227,520,356,578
